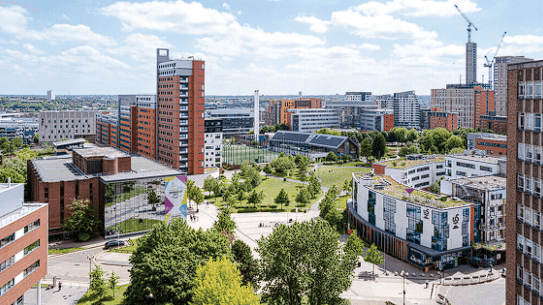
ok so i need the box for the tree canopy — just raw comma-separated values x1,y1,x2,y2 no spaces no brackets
63,199,101,241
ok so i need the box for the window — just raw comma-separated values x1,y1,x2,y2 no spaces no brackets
0,256,15,273
517,234,524,251
0,233,15,248
0,278,14,297
518,203,524,219
536,244,541,261
536,81,542,97
526,238,533,255
24,240,40,255
527,82,534,97
23,260,39,278
518,174,524,190
24,219,40,234
44,187,49,198
519,82,526,97
519,113,525,129
480,166,492,172
519,143,525,160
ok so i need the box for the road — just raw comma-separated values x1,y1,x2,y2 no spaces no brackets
438,277,505,305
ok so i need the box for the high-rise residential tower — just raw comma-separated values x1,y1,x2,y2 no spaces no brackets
466,42,477,85
157,49,205,175
494,56,534,116
393,91,421,130
506,59,543,305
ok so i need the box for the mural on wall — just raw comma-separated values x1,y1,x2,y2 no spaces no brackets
165,175,188,224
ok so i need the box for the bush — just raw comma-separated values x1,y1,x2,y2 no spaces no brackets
78,232,91,242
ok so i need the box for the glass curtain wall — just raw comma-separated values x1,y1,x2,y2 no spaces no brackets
103,178,166,236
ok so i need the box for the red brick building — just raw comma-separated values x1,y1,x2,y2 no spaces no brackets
27,147,181,236
474,87,495,129
0,183,47,305
478,113,507,134
157,49,205,175
384,113,394,132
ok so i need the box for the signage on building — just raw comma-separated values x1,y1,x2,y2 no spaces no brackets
164,175,188,224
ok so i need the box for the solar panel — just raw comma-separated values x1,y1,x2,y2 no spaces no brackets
308,135,344,148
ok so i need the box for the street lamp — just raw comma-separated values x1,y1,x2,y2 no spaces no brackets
401,270,406,305
84,253,95,274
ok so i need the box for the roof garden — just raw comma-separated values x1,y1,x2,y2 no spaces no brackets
377,156,445,169
356,174,470,209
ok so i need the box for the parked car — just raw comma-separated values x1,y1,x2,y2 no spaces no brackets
501,268,506,277
105,240,125,248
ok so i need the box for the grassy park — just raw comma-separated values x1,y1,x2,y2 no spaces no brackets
211,176,318,212
314,166,371,188
223,144,279,165
77,284,129,305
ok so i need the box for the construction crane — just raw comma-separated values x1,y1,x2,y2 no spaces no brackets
484,32,507,89
454,4,478,43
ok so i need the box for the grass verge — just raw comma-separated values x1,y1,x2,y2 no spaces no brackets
77,284,129,304
48,247,84,255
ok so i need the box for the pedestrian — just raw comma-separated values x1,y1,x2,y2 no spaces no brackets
425,279,428,289
58,281,62,292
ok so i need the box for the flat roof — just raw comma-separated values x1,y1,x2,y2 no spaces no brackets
0,203,47,229
378,156,445,169
73,147,128,159
448,154,505,165
448,175,506,191
355,174,471,208
53,138,86,146
32,155,182,183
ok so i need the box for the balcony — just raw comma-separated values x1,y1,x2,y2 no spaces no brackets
179,77,188,83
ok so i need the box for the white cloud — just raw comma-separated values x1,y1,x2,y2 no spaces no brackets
108,33,172,62
22,43,43,54
294,16,330,34
101,0,237,35
331,8,438,40
222,2,230,10
355,0,480,17
62,14,70,20
0,5,115,46
497,35,543,58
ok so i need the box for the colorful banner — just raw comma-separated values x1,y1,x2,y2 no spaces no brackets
164,175,188,224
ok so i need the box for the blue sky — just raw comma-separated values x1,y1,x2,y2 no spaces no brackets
0,0,541,96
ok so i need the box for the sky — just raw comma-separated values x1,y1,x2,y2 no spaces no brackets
0,0,541,96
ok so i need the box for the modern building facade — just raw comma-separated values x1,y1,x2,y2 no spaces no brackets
27,147,181,237
479,113,507,134
204,118,222,168
493,56,533,116
372,155,446,189
116,94,157,159
507,59,543,305
393,91,421,130
205,109,254,138
289,108,341,133
445,151,506,179
157,48,205,175
358,108,394,132
466,42,477,85
0,118,38,144
268,98,323,127
95,111,118,148
0,183,47,305
39,111,96,143
349,174,475,270
467,133,507,157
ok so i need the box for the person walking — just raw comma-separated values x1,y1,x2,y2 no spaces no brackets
58,281,62,292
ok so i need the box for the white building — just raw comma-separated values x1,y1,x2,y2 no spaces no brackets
444,151,506,179
358,108,393,132
39,111,96,143
373,155,446,189
289,108,341,133
350,173,474,270
47,90,55,101
204,118,222,168
393,91,421,130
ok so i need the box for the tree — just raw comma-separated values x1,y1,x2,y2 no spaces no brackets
296,155,310,173
342,179,352,193
364,244,384,278
446,135,464,151
372,133,386,161
204,175,219,198
122,219,231,304
63,199,101,241
326,151,338,162
263,163,272,174
215,208,237,234
308,172,321,198
399,143,421,157
191,256,259,305
344,230,365,260
295,187,310,205
274,188,290,210
232,240,259,290
270,156,296,173
148,189,160,204
108,271,121,298
257,219,355,305
187,179,196,207
247,190,264,208
406,128,419,142
360,138,372,161
10,137,23,151
319,193,335,219
90,265,106,300
34,133,39,143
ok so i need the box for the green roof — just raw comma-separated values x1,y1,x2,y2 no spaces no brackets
378,156,445,169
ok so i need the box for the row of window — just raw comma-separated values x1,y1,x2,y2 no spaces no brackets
24,219,40,234
517,234,542,261
24,240,40,256
517,294,531,305
518,81,543,98
518,174,542,196
518,113,542,132
518,204,542,228
517,264,541,299
518,143,543,164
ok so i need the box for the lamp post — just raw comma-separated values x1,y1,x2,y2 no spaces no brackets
401,270,406,305
85,253,95,274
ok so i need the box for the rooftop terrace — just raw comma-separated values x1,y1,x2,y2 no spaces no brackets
449,175,506,191
356,173,471,209
378,156,445,169
74,147,128,159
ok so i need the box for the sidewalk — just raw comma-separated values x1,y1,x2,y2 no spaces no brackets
24,283,89,305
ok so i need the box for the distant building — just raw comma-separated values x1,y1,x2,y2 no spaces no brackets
358,108,394,132
268,98,323,127
27,147,181,237
0,183,48,305
39,111,96,143
289,108,341,133
0,117,38,144
478,113,507,134
493,56,533,116
466,42,477,85
53,138,86,155
269,131,359,160
205,108,254,138
467,133,507,157
345,92,372,102
204,118,222,168
116,94,157,159
375,94,394,110
47,90,55,101
95,111,118,148
393,91,421,130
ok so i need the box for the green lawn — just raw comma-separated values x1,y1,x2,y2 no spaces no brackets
336,161,371,167
48,247,84,255
315,166,371,188
211,177,318,212
107,218,163,234
108,239,139,254
335,195,349,210
77,284,129,304
223,144,279,165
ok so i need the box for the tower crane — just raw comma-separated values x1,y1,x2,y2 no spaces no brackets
454,4,478,43
484,32,507,89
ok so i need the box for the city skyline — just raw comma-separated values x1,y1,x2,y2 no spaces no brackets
0,0,541,96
